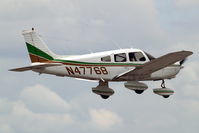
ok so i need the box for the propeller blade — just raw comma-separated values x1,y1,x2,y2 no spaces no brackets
179,58,187,66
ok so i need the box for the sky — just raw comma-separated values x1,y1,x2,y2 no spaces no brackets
0,0,199,133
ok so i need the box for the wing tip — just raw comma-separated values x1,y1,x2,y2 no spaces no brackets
178,50,193,57
182,50,193,54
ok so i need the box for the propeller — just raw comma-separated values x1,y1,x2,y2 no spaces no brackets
179,58,187,66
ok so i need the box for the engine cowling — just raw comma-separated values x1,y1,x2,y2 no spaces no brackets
124,81,148,94
153,88,174,98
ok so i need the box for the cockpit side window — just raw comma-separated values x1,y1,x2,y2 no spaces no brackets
129,53,137,61
101,56,111,62
114,53,127,62
129,52,146,62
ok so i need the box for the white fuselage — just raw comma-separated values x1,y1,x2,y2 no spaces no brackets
33,48,181,81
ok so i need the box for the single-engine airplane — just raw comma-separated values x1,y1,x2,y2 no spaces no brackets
10,28,193,99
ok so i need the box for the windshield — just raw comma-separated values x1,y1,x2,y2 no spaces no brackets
144,52,155,60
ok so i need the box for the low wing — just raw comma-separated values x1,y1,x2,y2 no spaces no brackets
114,51,193,80
9,63,63,72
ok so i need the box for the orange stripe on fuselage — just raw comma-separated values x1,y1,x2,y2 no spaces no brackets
29,54,50,63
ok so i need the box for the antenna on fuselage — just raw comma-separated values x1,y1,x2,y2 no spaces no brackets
112,40,121,50
126,40,135,49
88,49,93,54
130,45,135,49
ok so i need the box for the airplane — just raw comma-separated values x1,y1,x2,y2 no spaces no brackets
10,28,193,99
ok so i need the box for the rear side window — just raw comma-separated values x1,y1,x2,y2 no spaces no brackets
101,56,111,62
129,52,146,62
114,53,127,62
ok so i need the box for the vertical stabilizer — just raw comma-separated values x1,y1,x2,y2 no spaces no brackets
22,28,57,63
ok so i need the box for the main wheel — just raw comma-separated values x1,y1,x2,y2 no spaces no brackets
135,90,144,94
101,95,109,99
163,95,170,98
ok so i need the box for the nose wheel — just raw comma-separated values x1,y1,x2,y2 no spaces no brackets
153,80,174,98
100,95,110,99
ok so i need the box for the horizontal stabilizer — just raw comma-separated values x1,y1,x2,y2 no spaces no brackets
9,63,63,72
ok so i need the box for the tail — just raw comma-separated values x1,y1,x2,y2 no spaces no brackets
22,28,57,63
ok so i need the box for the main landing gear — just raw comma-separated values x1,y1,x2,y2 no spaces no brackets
92,80,114,99
93,80,174,99
153,80,174,98
124,81,148,94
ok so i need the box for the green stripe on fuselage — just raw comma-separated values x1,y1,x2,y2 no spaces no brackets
54,59,142,66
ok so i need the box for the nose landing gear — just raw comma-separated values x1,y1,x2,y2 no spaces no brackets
161,80,166,88
153,80,174,98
